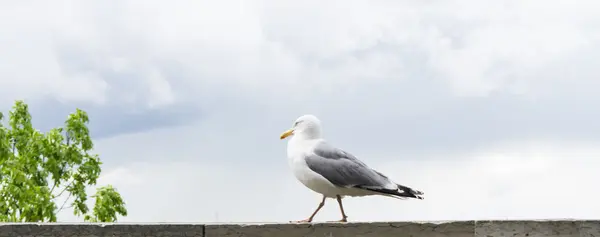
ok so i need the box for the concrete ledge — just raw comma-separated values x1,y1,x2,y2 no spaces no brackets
0,220,598,237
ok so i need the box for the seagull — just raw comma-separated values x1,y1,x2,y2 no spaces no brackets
280,114,424,223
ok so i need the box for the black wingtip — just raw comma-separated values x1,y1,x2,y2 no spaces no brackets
355,184,424,200
397,184,425,200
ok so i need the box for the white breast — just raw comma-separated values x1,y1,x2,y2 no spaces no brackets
286,138,340,198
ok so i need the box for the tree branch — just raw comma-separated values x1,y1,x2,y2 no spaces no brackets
53,179,74,199
50,181,58,194
57,192,72,213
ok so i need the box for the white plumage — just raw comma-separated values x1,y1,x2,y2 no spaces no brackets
280,114,424,223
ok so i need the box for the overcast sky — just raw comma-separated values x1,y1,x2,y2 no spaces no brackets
1,0,599,223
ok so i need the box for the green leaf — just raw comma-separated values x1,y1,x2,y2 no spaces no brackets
86,185,127,222
0,100,128,222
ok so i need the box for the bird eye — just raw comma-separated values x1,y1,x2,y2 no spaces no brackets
294,121,301,126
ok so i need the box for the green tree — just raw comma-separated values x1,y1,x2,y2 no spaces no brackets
0,100,127,222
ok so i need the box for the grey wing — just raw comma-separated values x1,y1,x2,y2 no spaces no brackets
305,141,396,190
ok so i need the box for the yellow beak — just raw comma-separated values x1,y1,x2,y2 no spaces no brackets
280,129,294,139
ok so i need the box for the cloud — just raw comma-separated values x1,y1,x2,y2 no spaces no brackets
2,0,600,222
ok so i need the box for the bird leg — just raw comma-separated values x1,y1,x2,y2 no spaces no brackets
291,195,326,223
331,195,348,222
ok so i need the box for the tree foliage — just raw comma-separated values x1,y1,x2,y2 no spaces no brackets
0,100,127,222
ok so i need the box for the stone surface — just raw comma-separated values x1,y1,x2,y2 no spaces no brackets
0,224,205,237
0,220,597,237
204,221,475,237
476,220,600,237
579,221,600,237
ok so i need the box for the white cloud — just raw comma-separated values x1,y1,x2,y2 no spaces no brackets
3,0,599,104
3,0,600,222
406,0,599,96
